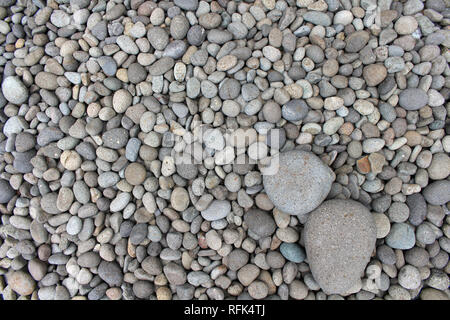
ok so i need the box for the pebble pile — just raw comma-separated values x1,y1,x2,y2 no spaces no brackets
0,0,449,300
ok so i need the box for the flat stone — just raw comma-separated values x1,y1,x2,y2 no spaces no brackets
282,99,309,121
201,200,231,221
1,76,28,105
149,57,175,76
98,261,123,286
117,35,139,54
385,222,416,250
125,163,146,186
0,179,15,203
102,128,129,149
174,0,198,11
244,209,276,239
399,88,428,110
363,64,387,87
280,243,306,263
406,193,427,226
303,11,331,26
7,271,36,296
423,180,450,205
345,30,370,53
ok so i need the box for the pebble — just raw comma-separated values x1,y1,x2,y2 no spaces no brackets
201,200,231,221
98,56,117,76
427,153,450,180
147,27,169,51
102,128,129,149
399,88,429,111
345,31,370,53
398,265,421,290
303,11,331,26
395,16,418,35
244,209,276,239
363,64,387,87
7,271,36,296
113,89,132,113
385,223,416,250
0,179,15,203
334,10,353,25
406,193,427,226
2,76,28,105
174,0,198,11
279,243,306,263
125,163,146,186
128,63,147,84
224,249,249,271
282,100,309,121
170,187,190,212
149,57,174,76
423,180,450,205
219,78,241,100
0,0,449,302
98,261,123,287
66,216,82,235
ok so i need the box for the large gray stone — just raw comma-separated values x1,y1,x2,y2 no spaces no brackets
304,199,377,295
263,150,334,216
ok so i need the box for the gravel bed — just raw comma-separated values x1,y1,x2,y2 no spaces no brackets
0,0,449,300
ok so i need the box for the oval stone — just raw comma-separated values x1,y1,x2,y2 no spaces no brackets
399,88,428,111
200,200,231,221
244,209,276,239
263,150,334,216
304,199,377,295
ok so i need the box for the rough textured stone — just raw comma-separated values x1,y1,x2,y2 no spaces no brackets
244,209,276,239
423,180,450,205
98,261,123,286
0,179,15,203
399,88,429,111
304,199,377,295
263,150,334,216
